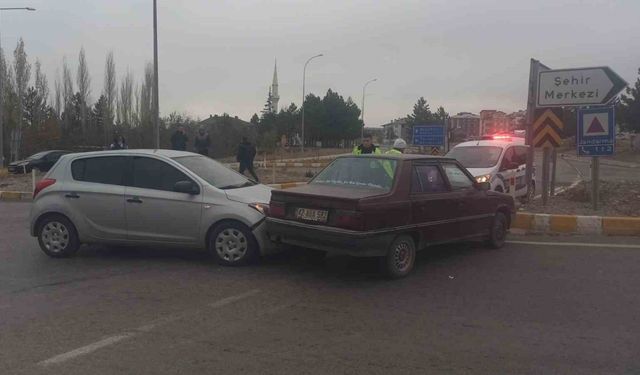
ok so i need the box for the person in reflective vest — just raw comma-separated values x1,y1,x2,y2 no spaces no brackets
353,133,381,155
383,138,407,177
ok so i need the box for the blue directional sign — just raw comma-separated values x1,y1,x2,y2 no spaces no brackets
577,107,615,156
413,124,445,147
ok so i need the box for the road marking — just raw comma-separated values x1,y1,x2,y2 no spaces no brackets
38,289,261,367
38,333,135,366
507,240,640,249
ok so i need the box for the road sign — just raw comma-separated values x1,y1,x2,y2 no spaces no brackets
537,67,627,107
577,107,615,156
430,147,440,155
532,108,563,148
413,124,445,147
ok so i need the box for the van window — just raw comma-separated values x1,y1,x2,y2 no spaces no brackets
71,156,127,185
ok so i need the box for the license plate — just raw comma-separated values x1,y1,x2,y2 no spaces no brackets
295,208,328,223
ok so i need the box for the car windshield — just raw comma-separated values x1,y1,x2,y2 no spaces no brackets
311,157,396,192
446,146,503,168
172,155,255,189
27,151,49,160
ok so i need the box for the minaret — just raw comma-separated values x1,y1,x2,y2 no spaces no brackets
271,60,279,113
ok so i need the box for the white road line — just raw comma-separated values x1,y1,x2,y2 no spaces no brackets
38,333,135,366
38,288,262,367
507,240,640,249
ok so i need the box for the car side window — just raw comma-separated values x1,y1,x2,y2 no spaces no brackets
132,157,192,192
411,165,448,193
500,147,516,170
442,163,474,190
515,146,528,166
71,156,127,185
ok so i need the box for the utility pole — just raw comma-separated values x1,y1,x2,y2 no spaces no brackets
152,0,160,149
300,53,322,154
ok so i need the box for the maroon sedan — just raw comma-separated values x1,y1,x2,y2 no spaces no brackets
266,154,515,278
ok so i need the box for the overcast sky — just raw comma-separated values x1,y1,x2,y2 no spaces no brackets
2,0,639,126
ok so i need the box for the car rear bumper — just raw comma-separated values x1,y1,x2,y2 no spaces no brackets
266,217,394,257
8,165,28,174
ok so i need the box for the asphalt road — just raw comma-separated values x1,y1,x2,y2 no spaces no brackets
1,201,640,375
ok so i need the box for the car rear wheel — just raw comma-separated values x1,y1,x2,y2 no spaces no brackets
37,215,80,258
487,212,508,249
380,235,416,279
209,221,259,266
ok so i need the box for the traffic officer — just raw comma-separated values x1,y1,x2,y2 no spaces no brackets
352,133,381,155
386,138,407,155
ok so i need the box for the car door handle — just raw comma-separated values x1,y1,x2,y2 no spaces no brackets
127,197,143,204
65,193,80,199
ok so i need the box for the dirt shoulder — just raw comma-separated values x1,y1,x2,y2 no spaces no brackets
521,180,640,217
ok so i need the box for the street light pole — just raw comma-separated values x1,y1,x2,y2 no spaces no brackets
300,53,322,154
152,0,160,149
360,78,377,139
0,7,35,168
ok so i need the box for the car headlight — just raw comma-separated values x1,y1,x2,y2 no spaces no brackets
475,174,492,183
249,203,269,215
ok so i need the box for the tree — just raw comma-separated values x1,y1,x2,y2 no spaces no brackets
13,38,31,159
618,68,640,133
32,60,49,128
62,57,74,130
137,62,154,129
77,47,91,133
406,97,435,126
250,113,260,125
91,94,109,145
434,106,448,124
117,69,134,128
262,88,273,116
103,51,116,143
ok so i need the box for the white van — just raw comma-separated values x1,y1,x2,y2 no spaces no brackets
446,136,535,200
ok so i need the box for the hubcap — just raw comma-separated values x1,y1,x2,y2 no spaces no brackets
393,242,413,273
215,228,248,262
41,221,70,253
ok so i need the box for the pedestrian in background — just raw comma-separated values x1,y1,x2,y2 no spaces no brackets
353,133,381,155
171,126,188,151
385,138,407,155
109,135,127,150
237,137,259,182
194,128,211,156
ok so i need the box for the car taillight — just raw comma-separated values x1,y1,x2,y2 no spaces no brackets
334,210,363,231
33,178,56,198
269,202,286,218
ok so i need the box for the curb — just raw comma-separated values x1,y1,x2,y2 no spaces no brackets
513,212,640,236
0,191,32,201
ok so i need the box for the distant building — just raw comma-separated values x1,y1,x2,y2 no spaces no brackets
380,118,411,143
450,112,480,139
480,110,509,135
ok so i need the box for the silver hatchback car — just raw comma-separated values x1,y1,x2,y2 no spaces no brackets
30,149,275,265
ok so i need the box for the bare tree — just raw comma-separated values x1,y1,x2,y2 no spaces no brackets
138,62,154,128
33,59,49,128
53,70,62,119
12,38,31,160
103,51,116,142
77,47,91,133
62,56,74,130
117,69,134,128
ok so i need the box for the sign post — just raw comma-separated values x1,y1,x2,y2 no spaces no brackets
413,124,446,155
532,107,564,205
577,106,616,210
525,59,550,201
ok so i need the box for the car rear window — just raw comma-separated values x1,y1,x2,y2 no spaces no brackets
311,157,396,192
71,156,127,185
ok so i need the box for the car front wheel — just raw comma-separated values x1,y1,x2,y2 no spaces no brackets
37,215,80,258
487,212,508,249
209,221,259,266
380,235,416,279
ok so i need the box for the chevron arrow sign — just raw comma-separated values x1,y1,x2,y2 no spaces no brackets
533,108,564,148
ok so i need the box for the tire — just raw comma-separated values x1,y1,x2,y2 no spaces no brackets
37,214,80,258
208,221,259,266
487,212,508,249
380,235,416,279
495,185,504,193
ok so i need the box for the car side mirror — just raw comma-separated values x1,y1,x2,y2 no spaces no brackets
174,180,200,195
475,181,490,191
